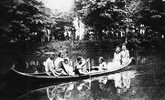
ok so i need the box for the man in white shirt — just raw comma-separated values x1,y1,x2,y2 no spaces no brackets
121,45,130,65
44,54,58,76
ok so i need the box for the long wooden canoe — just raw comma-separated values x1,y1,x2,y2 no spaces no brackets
11,58,133,83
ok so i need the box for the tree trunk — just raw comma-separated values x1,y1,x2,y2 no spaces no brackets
124,35,128,44
98,28,103,41
124,27,129,44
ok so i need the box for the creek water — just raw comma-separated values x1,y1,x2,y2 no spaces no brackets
1,42,165,100
17,71,137,100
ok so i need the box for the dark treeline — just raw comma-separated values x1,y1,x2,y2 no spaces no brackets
0,0,165,71
0,0,75,72
75,0,165,45
0,0,165,48
0,0,75,47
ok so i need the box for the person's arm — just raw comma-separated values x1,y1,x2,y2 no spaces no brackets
44,61,48,72
44,60,52,75
113,53,115,62
127,50,130,58
77,65,87,75
78,69,87,75
61,62,70,75
81,59,90,66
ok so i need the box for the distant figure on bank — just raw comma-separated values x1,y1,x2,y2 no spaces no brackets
98,57,107,71
107,46,122,69
75,56,88,75
44,54,58,76
54,51,68,76
120,45,130,65
63,57,74,76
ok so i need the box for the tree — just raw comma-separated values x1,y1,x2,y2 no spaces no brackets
139,0,165,36
0,0,56,44
116,0,143,43
75,0,143,41
50,9,75,40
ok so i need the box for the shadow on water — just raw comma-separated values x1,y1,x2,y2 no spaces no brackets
13,70,137,100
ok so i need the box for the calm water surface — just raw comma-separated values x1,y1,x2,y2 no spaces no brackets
17,71,137,100
2,42,165,100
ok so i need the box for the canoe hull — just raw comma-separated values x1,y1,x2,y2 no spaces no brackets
11,58,133,84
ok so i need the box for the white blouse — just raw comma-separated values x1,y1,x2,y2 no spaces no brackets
113,52,121,62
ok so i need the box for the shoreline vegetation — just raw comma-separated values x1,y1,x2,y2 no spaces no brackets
1,39,165,99
0,39,165,74
0,40,122,74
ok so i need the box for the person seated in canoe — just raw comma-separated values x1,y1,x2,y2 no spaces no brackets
75,56,89,75
98,57,107,71
120,45,130,66
54,51,69,76
107,46,122,70
44,54,58,76
63,57,75,76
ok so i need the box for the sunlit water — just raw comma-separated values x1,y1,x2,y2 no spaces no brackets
17,71,137,100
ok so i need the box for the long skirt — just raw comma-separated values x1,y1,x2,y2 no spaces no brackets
107,61,121,70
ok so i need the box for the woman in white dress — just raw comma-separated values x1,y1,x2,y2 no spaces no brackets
98,57,107,71
107,46,122,70
63,57,74,76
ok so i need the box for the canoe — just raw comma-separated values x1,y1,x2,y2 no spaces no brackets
11,58,133,83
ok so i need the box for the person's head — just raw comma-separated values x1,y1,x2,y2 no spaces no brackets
77,56,83,64
58,51,64,58
122,45,127,51
115,46,120,53
50,54,55,60
99,57,104,64
64,57,69,64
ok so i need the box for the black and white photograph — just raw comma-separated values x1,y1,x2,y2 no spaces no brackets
0,0,165,100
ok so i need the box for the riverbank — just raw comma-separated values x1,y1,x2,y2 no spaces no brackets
1,39,165,100
0,40,123,74
1,39,164,72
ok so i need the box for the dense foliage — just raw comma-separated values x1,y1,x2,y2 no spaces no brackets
75,0,143,41
0,0,75,45
0,0,52,44
0,0,164,45
139,0,165,34
75,0,165,44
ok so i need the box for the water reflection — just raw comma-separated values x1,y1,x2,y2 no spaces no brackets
18,70,136,100
108,71,136,94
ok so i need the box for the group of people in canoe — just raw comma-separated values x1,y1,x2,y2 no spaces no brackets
97,45,130,71
44,45,131,77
